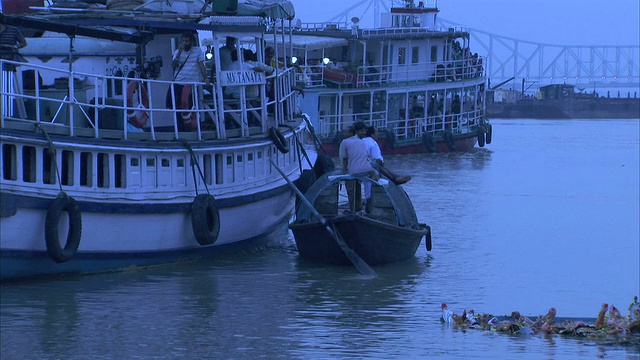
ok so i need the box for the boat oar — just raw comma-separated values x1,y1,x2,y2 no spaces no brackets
270,159,376,278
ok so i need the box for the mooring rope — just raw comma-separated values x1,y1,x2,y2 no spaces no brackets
180,139,210,196
37,124,64,194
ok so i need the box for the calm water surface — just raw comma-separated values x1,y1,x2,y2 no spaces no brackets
1,119,639,359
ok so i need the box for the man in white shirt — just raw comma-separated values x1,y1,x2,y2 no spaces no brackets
167,31,208,131
339,121,378,212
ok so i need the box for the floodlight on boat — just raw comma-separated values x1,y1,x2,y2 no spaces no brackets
209,16,264,26
205,46,213,60
322,57,330,65
291,56,298,64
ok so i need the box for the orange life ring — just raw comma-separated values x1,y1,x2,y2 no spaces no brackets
126,81,150,128
179,84,198,130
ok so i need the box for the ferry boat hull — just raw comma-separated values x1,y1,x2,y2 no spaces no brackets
0,188,294,280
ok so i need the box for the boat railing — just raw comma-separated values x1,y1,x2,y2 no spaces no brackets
1,59,300,141
296,21,350,32
317,110,387,138
386,107,485,139
356,57,485,87
294,56,484,89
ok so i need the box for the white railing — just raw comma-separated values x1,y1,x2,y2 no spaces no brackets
293,56,485,89
1,59,299,141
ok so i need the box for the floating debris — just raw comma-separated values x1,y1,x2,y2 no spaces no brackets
440,297,640,345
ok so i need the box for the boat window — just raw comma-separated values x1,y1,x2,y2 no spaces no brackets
2,144,17,181
129,156,141,188
225,154,235,183
215,154,223,185
42,148,56,185
158,157,171,187
245,151,255,179
144,157,157,188
114,154,125,188
80,152,93,187
398,48,406,65
203,154,213,185
430,46,438,62
412,47,420,64
61,150,74,186
22,146,36,183
174,156,186,187
97,153,109,188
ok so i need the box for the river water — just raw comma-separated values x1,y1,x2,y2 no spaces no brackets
1,119,639,359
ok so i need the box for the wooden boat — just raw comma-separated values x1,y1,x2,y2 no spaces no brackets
289,172,431,266
268,0,492,154
0,0,319,281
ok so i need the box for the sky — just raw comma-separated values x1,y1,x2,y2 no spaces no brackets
291,0,640,46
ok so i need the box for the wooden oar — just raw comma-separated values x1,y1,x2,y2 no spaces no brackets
270,159,376,278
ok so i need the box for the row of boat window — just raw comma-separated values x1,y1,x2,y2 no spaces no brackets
1,143,293,189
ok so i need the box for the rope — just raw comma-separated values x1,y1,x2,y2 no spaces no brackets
38,124,64,194
180,139,210,196
280,124,312,171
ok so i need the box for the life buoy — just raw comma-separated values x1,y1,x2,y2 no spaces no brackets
477,127,485,147
443,130,456,151
485,123,493,144
180,84,198,130
45,193,82,263
313,153,335,179
425,225,432,251
126,81,150,128
191,194,220,246
422,132,436,153
269,127,290,154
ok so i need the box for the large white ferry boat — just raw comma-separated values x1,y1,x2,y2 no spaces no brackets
275,0,492,154
0,0,320,280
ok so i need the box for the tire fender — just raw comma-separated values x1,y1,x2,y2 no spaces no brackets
485,123,493,144
191,194,220,246
422,132,436,153
477,127,485,147
444,130,456,151
45,193,82,263
269,127,290,154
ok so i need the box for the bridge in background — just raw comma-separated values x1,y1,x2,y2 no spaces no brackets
438,19,640,93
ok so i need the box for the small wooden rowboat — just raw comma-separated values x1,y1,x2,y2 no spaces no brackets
289,172,431,266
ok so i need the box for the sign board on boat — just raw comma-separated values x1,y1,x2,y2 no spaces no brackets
220,70,265,86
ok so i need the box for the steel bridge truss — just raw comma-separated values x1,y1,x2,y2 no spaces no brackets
439,20,640,90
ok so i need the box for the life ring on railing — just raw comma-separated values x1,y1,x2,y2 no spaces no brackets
45,193,82,263
191,194,220,246
422,132,436,153
126,81,150,128
269,127,290,154
443,130,456,152
180,84,198,130
477,127,485,147
485,123,493,144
